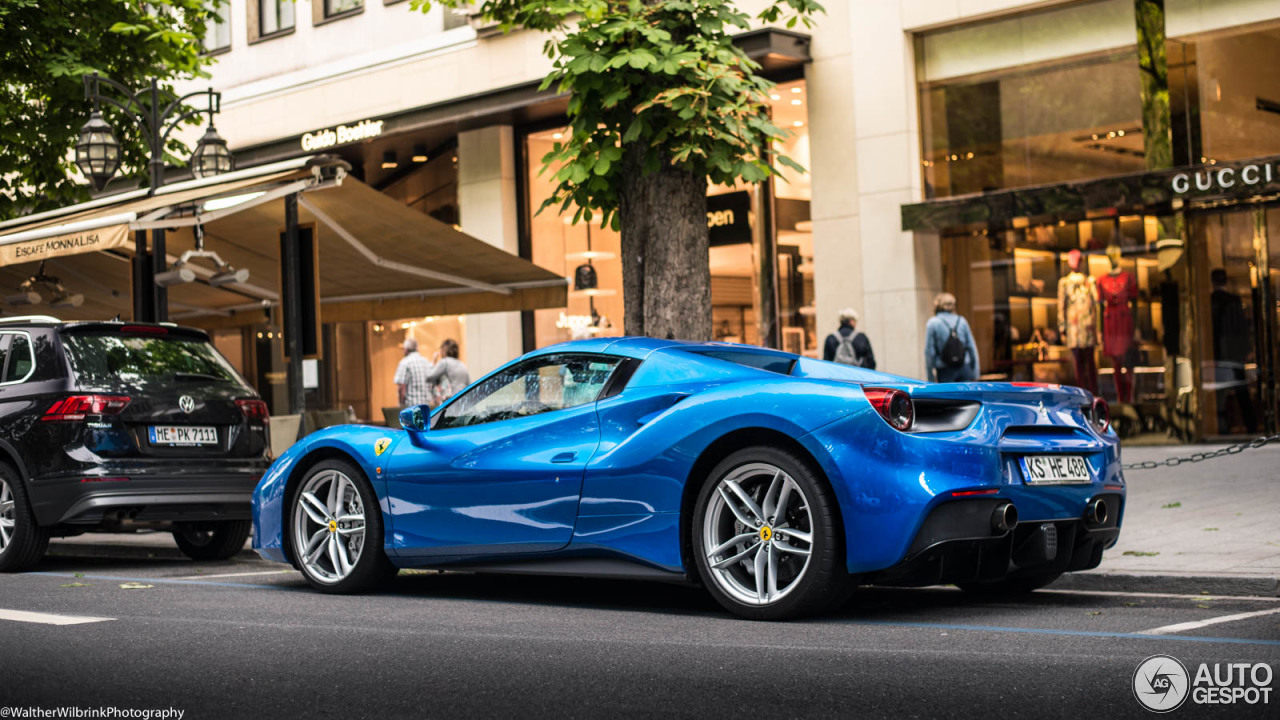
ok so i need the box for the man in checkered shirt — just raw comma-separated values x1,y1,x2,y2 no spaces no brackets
394,337,435,407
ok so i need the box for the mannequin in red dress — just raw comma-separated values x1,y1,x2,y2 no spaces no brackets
1096,244,1138,403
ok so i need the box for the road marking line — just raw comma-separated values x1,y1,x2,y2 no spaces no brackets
171,570,297,580
1137,606,1280,635
1035,588,1280,602
834,620,1280,646
0,608,113,626
913,586,1280,602
29,572,295,591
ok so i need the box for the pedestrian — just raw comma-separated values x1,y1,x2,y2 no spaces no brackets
1209,269,1257,433
823,308,875,369
924,292,979,383
393,337,434,407
425,338,470,405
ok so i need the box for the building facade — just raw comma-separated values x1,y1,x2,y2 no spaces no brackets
193,0,1280,441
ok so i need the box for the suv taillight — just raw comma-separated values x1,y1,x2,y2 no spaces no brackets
235,399,269,422
42,395,131,422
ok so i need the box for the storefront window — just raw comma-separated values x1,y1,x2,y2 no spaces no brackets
942,216,1174,437
770,80,815,355
917,0,1144,199
524,80,811,351
366,316,467,421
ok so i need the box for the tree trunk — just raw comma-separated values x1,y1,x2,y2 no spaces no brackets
617,149,711,341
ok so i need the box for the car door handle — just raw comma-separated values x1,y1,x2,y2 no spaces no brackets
551,451,578,463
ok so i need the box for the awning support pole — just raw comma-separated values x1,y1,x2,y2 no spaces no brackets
131,230,154,322
282,193,306,418
152,229,168,323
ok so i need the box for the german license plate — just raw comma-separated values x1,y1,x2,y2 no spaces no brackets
1020,455,1091,485
149,426,218,447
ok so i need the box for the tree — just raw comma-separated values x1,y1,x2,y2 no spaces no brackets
413,0,823,340
0,0,223,220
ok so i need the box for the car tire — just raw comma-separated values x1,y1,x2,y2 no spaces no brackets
692,446,848,621
957,572,1062,595
288,458,396,594
172,520,252,561
0,464,51,573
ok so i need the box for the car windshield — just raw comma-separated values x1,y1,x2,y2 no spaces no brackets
62,333,245,389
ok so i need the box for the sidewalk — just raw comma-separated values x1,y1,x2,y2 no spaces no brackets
1052,442,1280,596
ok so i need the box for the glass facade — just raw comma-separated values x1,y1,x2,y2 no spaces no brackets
922,6,1280,440
917,0,1145,198
524,79,813,352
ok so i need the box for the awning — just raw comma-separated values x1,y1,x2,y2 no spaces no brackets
0,156,566,325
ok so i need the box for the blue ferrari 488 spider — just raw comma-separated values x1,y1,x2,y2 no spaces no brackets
252,337,1124,619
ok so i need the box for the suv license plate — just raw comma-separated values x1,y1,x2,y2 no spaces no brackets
149,426,218,447
1020,455,1091,485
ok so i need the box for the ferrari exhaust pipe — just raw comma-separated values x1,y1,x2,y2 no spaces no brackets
1085,498,1109,526
991,502,1018,533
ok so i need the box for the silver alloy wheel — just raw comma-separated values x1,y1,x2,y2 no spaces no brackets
293,469,366,584
703,462,814,606
0,478,13,553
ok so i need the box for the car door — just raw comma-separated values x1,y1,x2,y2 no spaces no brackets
383,353,623,558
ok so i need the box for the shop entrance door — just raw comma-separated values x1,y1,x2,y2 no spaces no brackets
1193,207,1279,437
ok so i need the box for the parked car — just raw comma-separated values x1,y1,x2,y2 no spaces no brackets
252,337,1124,620
0,317,271,571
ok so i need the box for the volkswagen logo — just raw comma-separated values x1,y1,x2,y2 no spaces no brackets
179,395,196,414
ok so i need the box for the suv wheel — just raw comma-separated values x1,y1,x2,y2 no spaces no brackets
172,520,252,561
0,465,50,572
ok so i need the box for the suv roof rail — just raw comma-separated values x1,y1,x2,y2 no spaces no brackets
0,315,62,325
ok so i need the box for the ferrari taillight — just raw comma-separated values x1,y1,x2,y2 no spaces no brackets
42,395,131,422
1089,397,1110,434
862,387,914,432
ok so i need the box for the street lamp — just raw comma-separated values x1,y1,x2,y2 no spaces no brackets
75,74,235,323
191,125,234,178
75,74,232,194
73,113,122,192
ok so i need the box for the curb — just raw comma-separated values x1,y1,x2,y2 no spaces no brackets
1050,571,1280,598
46,542,260,563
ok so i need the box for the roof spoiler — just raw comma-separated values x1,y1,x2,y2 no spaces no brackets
59,321,209,341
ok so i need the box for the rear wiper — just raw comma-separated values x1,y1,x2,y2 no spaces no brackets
173,372,224,382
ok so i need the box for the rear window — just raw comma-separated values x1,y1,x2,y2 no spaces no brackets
691,350,796,375
62,333,246,389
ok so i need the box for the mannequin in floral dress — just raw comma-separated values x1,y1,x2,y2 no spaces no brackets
1057,249,1099,394
1096,244,1138,403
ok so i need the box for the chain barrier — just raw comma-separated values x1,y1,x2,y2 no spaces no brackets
1121,433,1280,470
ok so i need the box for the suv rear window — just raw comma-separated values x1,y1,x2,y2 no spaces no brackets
62,333,246,389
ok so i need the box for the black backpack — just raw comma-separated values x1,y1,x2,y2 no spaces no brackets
940,317,966,368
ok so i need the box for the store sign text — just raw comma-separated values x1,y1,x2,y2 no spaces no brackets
300,119,385,152
1171,162,1276,194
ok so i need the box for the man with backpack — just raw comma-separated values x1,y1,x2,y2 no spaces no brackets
823,308,876,369
925,292,980,382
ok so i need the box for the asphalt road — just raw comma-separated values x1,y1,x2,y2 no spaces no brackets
0,541,1276,720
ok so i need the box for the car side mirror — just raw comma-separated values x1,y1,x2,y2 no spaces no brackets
399,405,430,436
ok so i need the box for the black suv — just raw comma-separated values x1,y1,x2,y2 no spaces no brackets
0,317,271,571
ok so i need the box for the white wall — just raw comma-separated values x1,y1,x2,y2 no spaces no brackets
188,1,554,150
457,125,523,377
